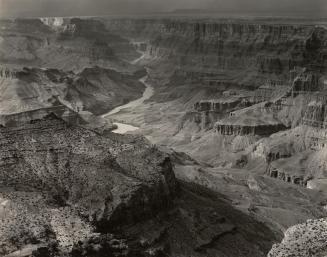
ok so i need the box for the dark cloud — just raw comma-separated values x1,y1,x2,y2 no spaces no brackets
0,0,326,17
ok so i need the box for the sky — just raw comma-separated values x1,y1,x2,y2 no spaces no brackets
0,0,326,18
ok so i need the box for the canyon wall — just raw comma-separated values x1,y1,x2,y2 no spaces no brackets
0,18,139,72
0,66,146,118
0,115,279,257
0,114,177,256
104,19,327,87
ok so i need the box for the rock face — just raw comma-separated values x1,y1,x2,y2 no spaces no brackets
194,98,243,113
0,114,176,221
0,114,176,256
0,18,139,72
268,218,327,257
215,107,288,136
0,105,83,127
267,156,309,187
247,124,327,190
0,66,145,117
66,66,146,115
216,123,287,136
0,67,18,78
104,19,327,87
0,114,280,257
302,99,327,129
190,97,246,129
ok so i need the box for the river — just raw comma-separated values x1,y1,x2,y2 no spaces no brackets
101,70,154,134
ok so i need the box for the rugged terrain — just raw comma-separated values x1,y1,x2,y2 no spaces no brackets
0,16,327,256
0,18,140,72
0,114,279,257
102,17,327,255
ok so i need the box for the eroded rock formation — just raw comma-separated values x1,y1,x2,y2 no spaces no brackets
104,19,327,87
190,98,246,129
268,218,327,257
267,164,308,186
0,18,139,72
0,67,18,79
0,114,175,256
216,123,287,136
0,66,146,117
0,115,279,257
194,98,243,113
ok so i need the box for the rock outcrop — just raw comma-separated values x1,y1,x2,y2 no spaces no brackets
216,123,287,136
194,98,244,113
302,99,327,129
0,18,139,72
268,218,327,257
0,115,280,257
190,97,246,129
267,155,310,187
0,114,176,256
0,67,18,79
0,66,146,117
215,109,287,136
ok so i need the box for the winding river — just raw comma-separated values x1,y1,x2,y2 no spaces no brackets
101,69,154,134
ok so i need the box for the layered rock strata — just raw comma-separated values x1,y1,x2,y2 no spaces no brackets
191,97,247,129
104,19,327,87
0,66,146,116
0,115,279,257
216,123,287,136
0,18,139,72
0,114,176,255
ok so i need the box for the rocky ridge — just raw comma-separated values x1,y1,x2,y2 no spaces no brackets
0,114,175,256
0,114,280,257
104,19,327,86
0,18,139,72
268,218,327,257
0,66,146,122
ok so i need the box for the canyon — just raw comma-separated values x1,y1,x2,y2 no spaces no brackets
101,17,327,256
0,16,326,256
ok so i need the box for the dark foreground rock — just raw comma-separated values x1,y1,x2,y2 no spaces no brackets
0,114,278,257
268,218,327,257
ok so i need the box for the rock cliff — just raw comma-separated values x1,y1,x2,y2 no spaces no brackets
215,105,288,136
104,18,327,87
0,66,145,117
0,114,176,256
0,18,139,72
0,115,279,257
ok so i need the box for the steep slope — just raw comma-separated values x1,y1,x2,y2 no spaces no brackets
104,18,327,87
0,66,145,118
0,114,175,256
0,115,278,257
102,18,327,185
98,18,327,247
0,18,139,72
68,66,146,115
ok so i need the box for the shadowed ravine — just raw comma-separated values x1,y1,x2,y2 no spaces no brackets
102,56,153,134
